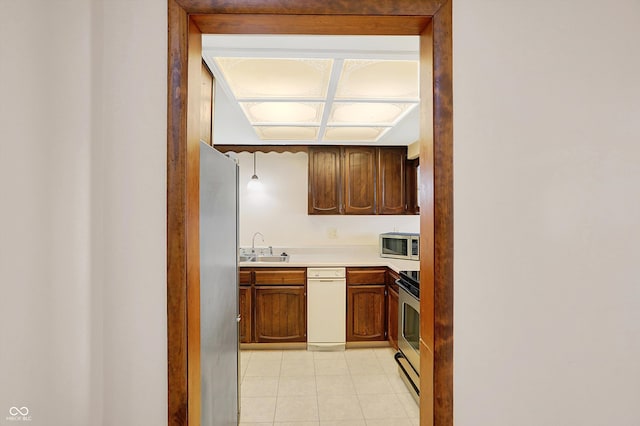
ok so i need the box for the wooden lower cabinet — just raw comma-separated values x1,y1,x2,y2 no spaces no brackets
386,269,400,349
239,285,252,343
241,266,399,346
346,285,386,342
387,285,399,349
346,267,387,342
254,286,306,343
240,267,307,344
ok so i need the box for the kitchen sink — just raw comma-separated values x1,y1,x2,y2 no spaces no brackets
239,254,289,263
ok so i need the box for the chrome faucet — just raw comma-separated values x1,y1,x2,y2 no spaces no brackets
251,232,264,252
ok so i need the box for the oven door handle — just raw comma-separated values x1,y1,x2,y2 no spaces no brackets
394,351,420,396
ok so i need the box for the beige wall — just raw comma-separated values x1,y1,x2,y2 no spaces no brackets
95,1,167,425
453,1,640,425
0,1,94,424
1,0,167,425
1,1,639,425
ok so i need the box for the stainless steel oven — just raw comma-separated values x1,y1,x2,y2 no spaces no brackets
395,270,420,402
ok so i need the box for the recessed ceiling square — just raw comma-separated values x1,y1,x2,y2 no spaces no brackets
328,102,415,125
335,60,419,100
322,126,389,142
240,102,324,124
254,126,319,141
216,58,333,99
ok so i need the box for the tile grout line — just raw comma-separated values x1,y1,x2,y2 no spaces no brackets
273,352,283,424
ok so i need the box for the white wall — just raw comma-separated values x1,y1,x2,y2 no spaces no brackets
235,152,419,247
95,1,167,425
0,0,167,425
453,1,640,425
1,1,94,424
2,1,640,426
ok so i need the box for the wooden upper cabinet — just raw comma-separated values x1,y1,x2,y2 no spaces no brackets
343,147,377,215
308,146,414,215
405,158,420,215
308,146,342,214
377,147,406,214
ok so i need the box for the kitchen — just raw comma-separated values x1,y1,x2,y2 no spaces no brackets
200,34,425,423
6,1,633,425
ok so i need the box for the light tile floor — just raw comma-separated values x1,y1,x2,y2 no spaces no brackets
239,347,419,426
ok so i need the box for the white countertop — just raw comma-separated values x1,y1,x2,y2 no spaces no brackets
239,245,420,273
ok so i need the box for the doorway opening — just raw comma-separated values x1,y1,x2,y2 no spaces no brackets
167,2,453,425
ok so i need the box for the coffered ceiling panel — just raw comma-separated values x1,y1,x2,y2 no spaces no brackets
254,126,319,141
240,102,324,125
216,58,333,99
335,59,419,100
202,35,421,145
328,102,415,126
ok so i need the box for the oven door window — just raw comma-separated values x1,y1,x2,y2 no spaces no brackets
382,238,408,257
402,303,420,351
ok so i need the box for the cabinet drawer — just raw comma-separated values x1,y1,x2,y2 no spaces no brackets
386,269,400,288
239,269,252,285
346,267,386,285
254,268,306,285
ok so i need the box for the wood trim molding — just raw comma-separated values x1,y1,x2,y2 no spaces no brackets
419,18,437,426
192,14,431,35
432,2,454,424
186,18,203,426
167,1,189,425
214,145,309,154
177,0,447,15
167,2,453,426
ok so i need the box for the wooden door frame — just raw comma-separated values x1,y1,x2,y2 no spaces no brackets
167,1,453,425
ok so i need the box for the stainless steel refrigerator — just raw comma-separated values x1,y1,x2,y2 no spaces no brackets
200,142,239,425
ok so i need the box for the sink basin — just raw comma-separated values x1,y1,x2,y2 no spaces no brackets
239,254,289,263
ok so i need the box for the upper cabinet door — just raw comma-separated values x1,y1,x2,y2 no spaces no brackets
377,147,406,214
405,158,420,215
308,146,342,214
343,147,377,215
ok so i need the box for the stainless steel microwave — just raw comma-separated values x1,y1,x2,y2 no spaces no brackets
379,232,420,260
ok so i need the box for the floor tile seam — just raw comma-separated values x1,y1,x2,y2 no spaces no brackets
316,393,365,423
273,393,321,423
356,403,411,421
396,393,419,419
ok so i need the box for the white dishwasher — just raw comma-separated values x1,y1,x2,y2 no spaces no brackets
307,267,346,351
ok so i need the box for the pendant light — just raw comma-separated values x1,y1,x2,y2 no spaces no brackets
247,152,263,191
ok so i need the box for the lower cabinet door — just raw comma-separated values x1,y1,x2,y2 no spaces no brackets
387,286,399,349
347,285,386,341
254,286,306,343
239,285,252,343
